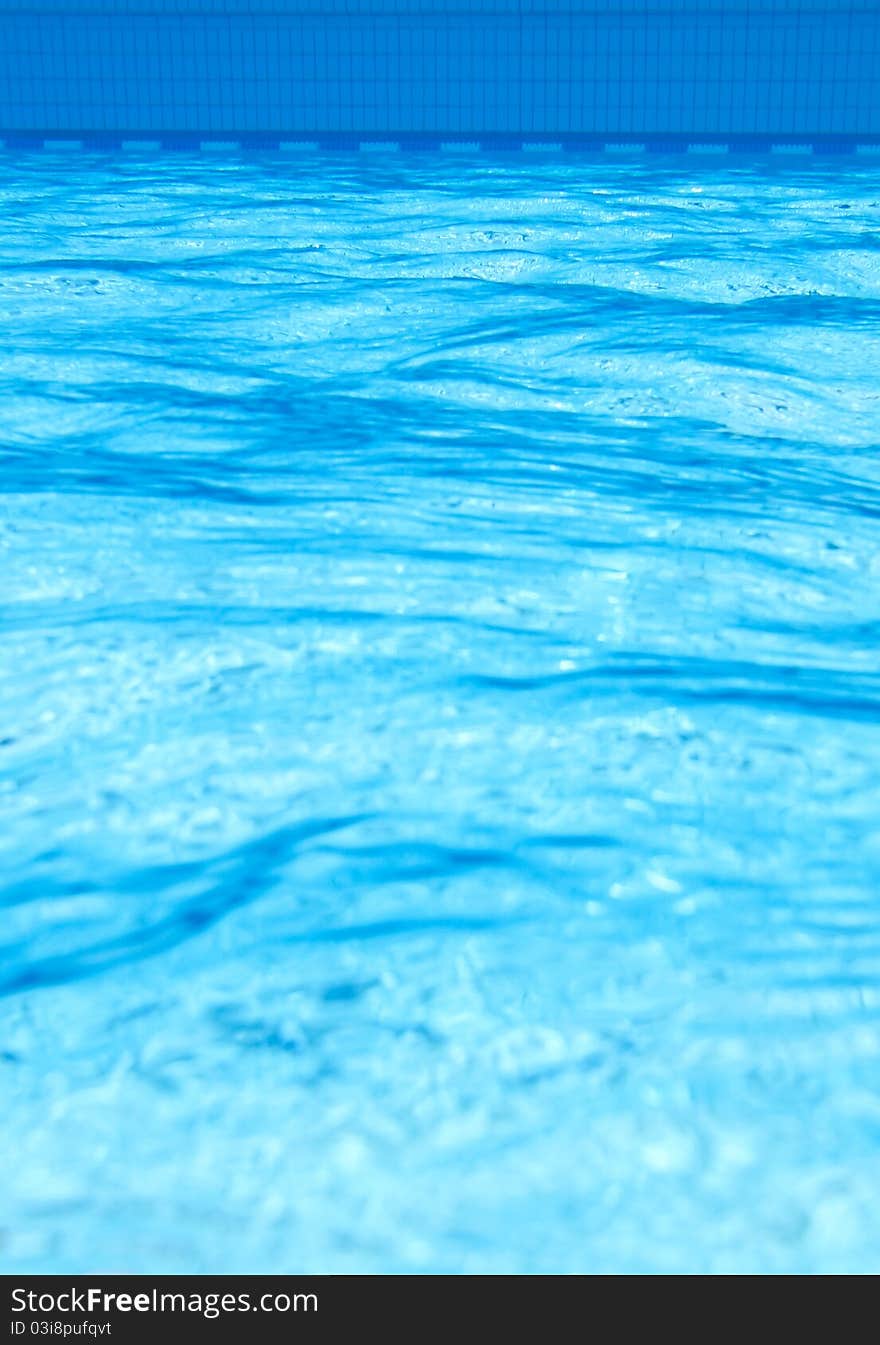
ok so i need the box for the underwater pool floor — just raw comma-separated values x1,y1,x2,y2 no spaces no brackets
2,152,880,1273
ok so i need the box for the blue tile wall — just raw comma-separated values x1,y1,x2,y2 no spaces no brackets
0,2,878,141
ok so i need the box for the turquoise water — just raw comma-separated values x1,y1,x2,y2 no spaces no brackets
2,151,880,1273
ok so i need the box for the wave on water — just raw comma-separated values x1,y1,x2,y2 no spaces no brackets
2,151,880,1273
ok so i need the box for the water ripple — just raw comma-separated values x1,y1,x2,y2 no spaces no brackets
2,151,880,1273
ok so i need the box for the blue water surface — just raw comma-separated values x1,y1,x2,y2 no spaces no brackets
2,150,880,1274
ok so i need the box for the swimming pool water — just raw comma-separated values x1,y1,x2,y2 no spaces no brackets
2,150,880,1274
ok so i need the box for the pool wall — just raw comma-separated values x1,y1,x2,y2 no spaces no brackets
1,1,879,148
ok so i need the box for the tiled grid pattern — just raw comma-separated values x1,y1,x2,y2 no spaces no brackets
0,3,878,141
